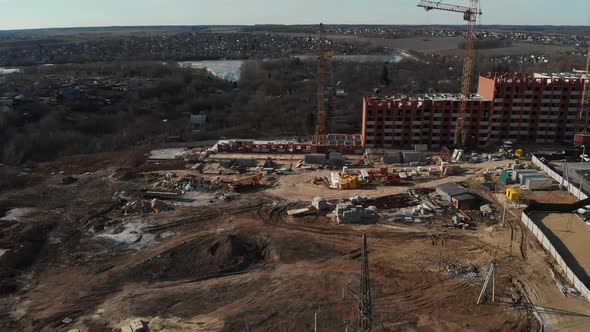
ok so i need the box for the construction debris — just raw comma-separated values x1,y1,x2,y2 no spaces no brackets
120,319,148,332
334,202,378,224
312,196,329,210
150,173,226,193
350,194,368,205
122,199,175,215
288,208,311,217
59,176,78,185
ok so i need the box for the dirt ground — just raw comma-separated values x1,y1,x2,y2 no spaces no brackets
520,190,579,204
534,212,590,273
2,152,588,331
269,160,509,201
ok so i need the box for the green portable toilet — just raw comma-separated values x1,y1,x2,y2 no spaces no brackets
499,170,510,184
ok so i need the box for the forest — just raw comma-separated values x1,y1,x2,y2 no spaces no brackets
0,52,585,166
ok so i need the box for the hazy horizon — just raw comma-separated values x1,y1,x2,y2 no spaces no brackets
0,0,589,31
2,23,590,33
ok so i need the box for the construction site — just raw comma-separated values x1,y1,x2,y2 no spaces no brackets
3,1,590,332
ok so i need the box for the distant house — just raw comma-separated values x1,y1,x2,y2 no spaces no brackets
190,112,207,133
59,87,82,100
0,97,13,113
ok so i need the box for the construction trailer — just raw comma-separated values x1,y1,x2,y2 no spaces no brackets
511,169,538,182
452,193,479,210
436,182,469,203
518,172,541,185
525,177,555,191
383,153,402,164
305,153,327,165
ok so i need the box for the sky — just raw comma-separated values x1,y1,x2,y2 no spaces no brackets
0,0,589,30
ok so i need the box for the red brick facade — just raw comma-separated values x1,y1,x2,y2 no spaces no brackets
362,72,586,148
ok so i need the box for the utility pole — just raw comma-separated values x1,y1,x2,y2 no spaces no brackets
359,233,372,332
314,312,318,332
342,234,382,332
564,159,570,191
579,145,586,201
501,200,507,228
477,259,497,304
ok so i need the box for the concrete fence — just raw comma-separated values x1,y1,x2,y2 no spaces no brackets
521,212,590,302
531,154,588,200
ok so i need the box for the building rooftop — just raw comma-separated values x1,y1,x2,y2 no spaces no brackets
366,93,489,103
480,71,589,81
453,193,476,201
437,182,469,197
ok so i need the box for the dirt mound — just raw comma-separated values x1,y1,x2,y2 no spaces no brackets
205,235,265,269
119,233,266,282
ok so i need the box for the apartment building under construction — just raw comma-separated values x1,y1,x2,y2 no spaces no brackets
362,72,587,148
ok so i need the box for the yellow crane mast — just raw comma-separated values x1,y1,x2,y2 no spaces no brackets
574,46,590,146
314,23,334,145
418,0,481,147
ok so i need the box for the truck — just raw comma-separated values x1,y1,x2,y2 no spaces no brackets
228,173,263,190
367,168,402,185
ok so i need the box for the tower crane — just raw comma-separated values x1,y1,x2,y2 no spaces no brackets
574,46,590,146
314,23,334,145
418,0,482,147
